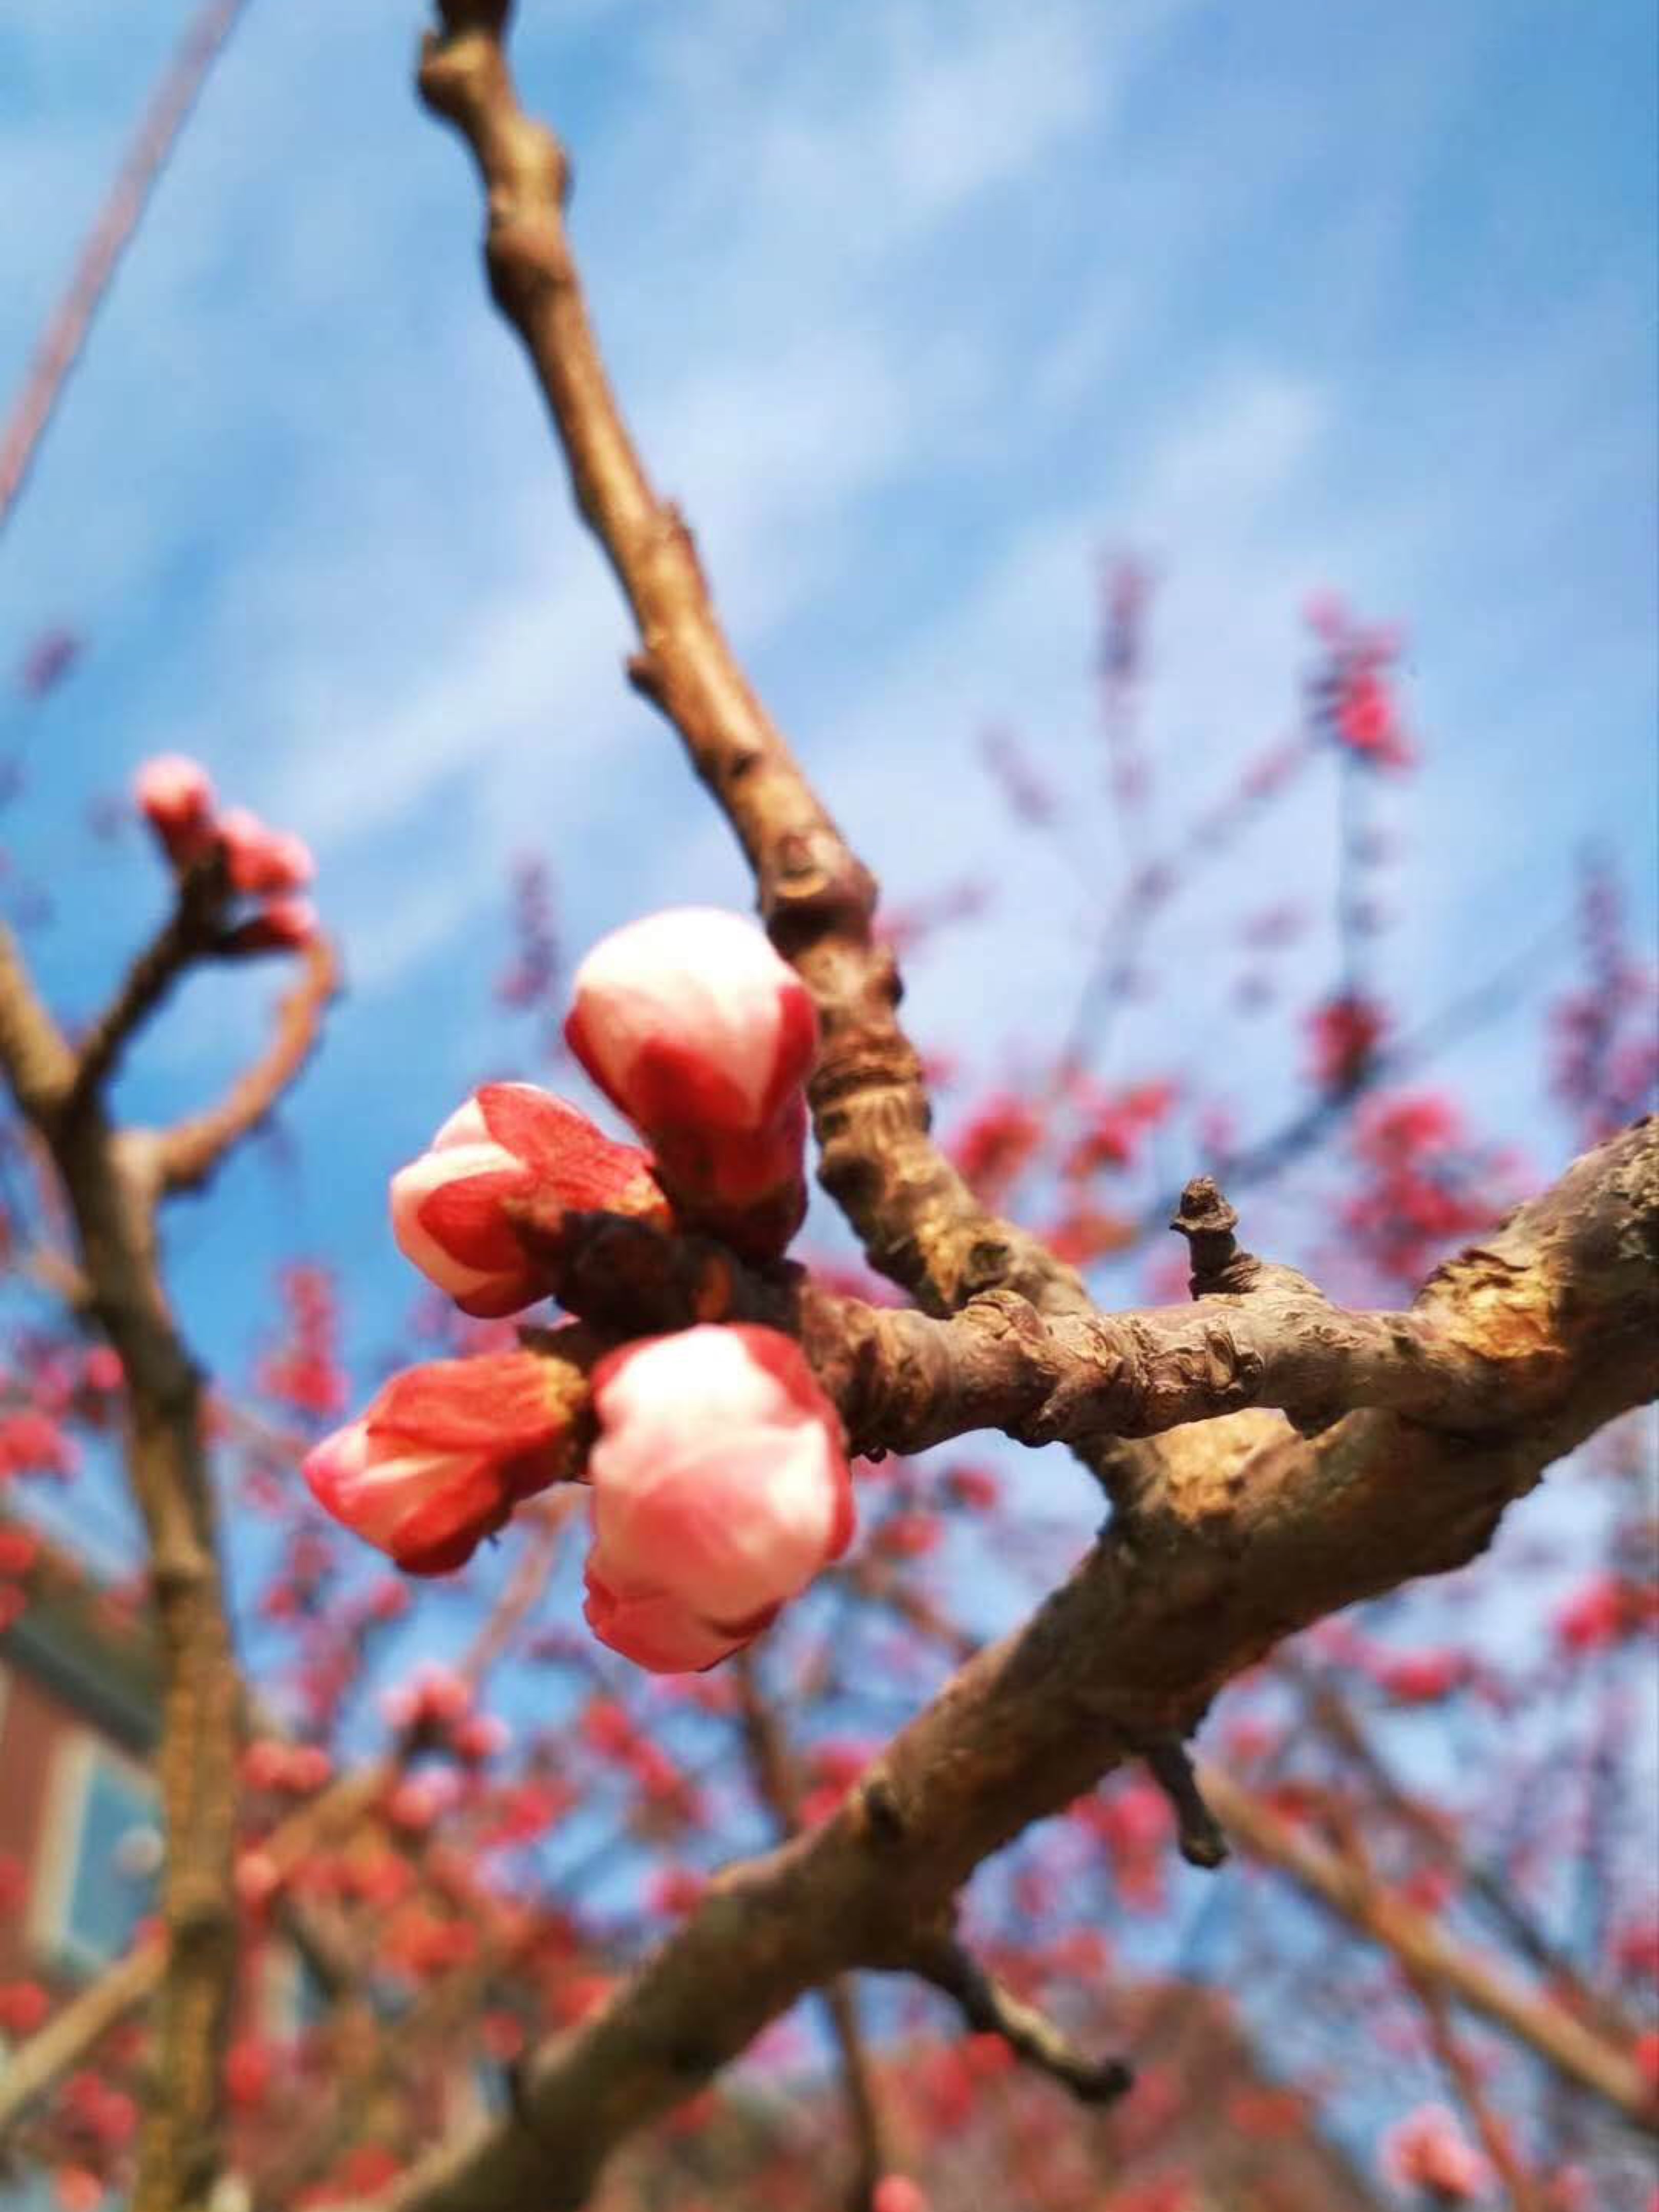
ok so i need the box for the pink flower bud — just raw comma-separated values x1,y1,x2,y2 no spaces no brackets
303,1348,583,1575
1383,2105,1495,2201
217,805,316,896
218,897,319,957
583,1324,853,1673
873,2181,929,2212
134,754,216,866
390,1083,670,1318
565,908,818,1259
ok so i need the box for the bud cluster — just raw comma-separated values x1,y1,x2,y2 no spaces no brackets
305,908,855,1673
134,754,318,952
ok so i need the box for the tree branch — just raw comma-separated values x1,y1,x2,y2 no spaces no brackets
526,1123,1657,1463
1198,1766,1656,2129
1406,1945,1546,2212
732,1651,904,2208
909,1937,1132,2108
157,934,338,1193
0,0,252,536
356,1120,1657,2212
414,0,1088,1324
0,924,74,1121
67,857,235,1109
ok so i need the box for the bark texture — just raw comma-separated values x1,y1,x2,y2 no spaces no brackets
394,9,1659,2203
0,921,333,2209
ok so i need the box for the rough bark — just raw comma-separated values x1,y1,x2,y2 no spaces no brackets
393,11,1659,2204
415,2,1087,1327
362,1121,1657,2212
0,923,333,2208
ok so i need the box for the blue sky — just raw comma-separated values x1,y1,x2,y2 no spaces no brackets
2,11,1655,2178
2,2,1654,1560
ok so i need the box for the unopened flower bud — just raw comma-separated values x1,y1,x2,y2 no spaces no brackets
566,908,817,1260
583,1324,853,1672
304,1347,585,1575
135,754,216,867
218,806,315,897
390,1083,669,1318
219,897,319,956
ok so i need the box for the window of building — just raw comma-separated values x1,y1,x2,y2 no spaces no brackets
31,1735,161,1976
0,2168,59,2212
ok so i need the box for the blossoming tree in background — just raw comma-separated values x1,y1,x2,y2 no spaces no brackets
0,5,1655,2212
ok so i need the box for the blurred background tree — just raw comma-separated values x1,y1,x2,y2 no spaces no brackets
0,4,1653,2209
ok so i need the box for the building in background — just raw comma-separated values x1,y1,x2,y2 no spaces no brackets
0,1513,158,2210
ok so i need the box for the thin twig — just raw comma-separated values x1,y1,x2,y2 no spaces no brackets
910,1936,1132,2107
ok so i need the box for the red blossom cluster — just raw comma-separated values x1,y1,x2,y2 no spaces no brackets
1062,1079,1178,1181
1071,1776,1174,1914
256,1265,349,1422
133,755,317,952
1341,1092,1515,1293
1548,861,1659,1146
1552,1572,1659,1657
1381,2103,1494,2201
240,1738,332,1796
1306,990,1389,1096
0,1403,78,1480
304,909,857,1676
1305,595,1414,772
949,1092,1045,1203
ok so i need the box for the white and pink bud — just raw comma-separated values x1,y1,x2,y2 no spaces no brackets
303,1348,582,1575
134,754,216,868
565,908,818,1260
217,807,315,897
582,1324,854,1673
390,1082,669,1319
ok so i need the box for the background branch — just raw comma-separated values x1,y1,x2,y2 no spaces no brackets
159,934,339,1193
1199,1765,1655,2128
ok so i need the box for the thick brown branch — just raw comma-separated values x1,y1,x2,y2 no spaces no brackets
0,924,238,2205
0,925,75,1121
0,1492,579,2144
415,2,1086,1324
533,1121,1657,1460
1,921,334,2204
361,1123,1658,2212
159,935,338,1193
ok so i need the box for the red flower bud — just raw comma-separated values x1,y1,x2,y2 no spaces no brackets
583,1325,853,1672
566,908,818,1260
390,1083,669,1318
134,754,216,868
217,805,315,896
303,1347,584,1575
